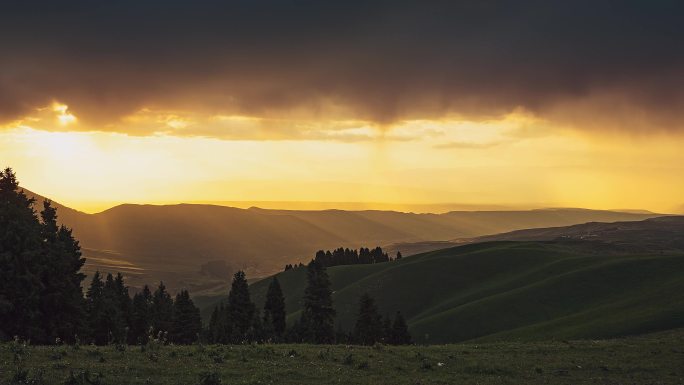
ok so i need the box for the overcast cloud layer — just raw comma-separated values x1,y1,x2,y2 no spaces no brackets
1,0,683,135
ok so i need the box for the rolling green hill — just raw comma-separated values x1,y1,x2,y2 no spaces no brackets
235,240,684,344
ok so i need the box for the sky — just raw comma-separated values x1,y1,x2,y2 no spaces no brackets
1,1,683,213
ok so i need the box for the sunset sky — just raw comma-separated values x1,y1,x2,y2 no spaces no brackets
1,1,683,213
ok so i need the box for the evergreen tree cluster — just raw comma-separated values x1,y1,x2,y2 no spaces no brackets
85,275,202,345
315,247,391,267
352,293,411,345
285,248,402,271
0,168,85,344
0,168,202,345
210,261,411,345
208,271,287,343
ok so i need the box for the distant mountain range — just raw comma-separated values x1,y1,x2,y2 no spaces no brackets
23,188,665,295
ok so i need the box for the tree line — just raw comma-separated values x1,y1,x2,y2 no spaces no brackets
284,247,402,271
209,261,411,345
0,168,410,346
85,273,202,345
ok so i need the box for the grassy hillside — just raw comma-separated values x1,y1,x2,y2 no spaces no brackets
473,215,684,250
239,240,684,344
3,329,684,384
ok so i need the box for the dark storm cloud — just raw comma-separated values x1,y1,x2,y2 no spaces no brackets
1,0,682,133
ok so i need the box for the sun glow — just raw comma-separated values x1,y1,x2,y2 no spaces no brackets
53,103,77,126
1,105,684,215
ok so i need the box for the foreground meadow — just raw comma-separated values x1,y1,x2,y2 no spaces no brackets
2,329,684,385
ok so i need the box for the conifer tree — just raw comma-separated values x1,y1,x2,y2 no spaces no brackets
208,302,230,343
249,308,264,343
382,313,392,343
151,281,174,336
0,169,89,343
38,200,87,343
0,168,44,341
262,310,275,342
227,271,255,343
86,271,111,344
113,273,132,331
300,260,335,344
284,319,304,343
391,311,412,345
130,285,153,344
102,273,126,343
208,304,221,343
171,289,202,344
263,276,286,340
353,293,383,345
56,222,88,340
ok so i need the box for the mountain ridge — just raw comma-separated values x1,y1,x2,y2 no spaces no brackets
20,187,667,296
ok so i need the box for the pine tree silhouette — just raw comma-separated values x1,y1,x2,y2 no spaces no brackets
102,273,126,343
130,285,153,344
208,302,230,343
263,276,286,340
227,271,255,343
0,168,68,342
171,289,202,344
151,281,174,337
391,311,412,345
38,200,87,344
353,293,383,345
300,260,336,344
86,271,110,344
382,313,392,343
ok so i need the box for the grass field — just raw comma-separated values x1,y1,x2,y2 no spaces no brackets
2,329,684,385
198,241,684,343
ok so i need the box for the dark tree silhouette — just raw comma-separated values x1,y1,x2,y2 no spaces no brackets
113,273,132,339
151,281,174,337
382,313,392,343
130,285,153,344
308,246,391,269
249,308,264,343
300,260,336,344
208,302,230,343
39,200,87,344
353,293,384,345
102,273,127,343
396,251,402,260
0,168,55,341
227,271,255,343
391,311,412,345
263,276,286,340
171,289,202,344
86,271,111,345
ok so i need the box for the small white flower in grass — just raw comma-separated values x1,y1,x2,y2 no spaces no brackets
437,362,445,367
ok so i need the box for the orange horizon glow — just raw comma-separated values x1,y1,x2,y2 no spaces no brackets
2,102,683,215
